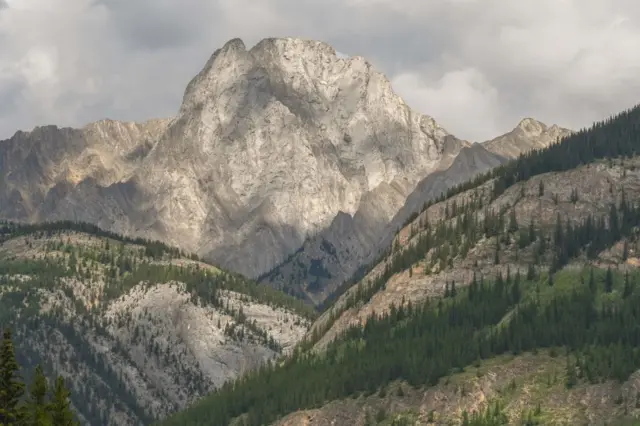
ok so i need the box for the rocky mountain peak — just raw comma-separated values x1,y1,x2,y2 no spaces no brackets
515,117,547,134
0,36,458,282
483,118,571,159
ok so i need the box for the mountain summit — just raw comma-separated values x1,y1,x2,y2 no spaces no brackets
0,37,566,297
0,37,456,279
483,117,571,158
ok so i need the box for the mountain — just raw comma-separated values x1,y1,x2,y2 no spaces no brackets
0,37,457,284
160,104,640,425
0,37,570,303
0,221,313,425
483,117,572,158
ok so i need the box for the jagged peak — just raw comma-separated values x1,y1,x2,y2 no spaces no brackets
222,37,246,52
515,117,547,133
250,37,335,54
178,36,394,117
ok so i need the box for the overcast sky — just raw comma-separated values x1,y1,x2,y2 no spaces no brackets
1,0,639,142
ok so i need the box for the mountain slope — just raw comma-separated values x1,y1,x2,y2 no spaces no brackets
259,120,570,304
273,349,640,425
159,104,640,426
0,222,312,425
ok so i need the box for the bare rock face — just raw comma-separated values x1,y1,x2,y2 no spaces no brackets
138,37,456,279
0,37,454,282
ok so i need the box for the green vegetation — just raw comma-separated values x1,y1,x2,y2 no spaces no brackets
0,222,315,321
0,222,315,424
160,263,640,426
0,328,78,425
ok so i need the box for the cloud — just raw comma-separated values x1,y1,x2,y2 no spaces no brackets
392,68,501,140
0,0,639,141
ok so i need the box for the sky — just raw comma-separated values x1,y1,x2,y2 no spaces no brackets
0,0,639,142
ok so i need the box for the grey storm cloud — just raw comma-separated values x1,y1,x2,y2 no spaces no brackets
0,0,639,142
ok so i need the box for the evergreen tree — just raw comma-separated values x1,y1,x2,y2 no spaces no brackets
623,271,633,298
605,267,614,293
508,209,518,233
0,328,26,425
588,268,596,294
49,377,77,426
565,358,578,389
528,220,536,244
26,365,51,426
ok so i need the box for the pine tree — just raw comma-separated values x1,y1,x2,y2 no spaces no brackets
605,267,614,293
528,220,536,244
49,376,77,426
588,268,596,293
26,365,51,426
623,271,633,298
527,263,536,281
0,328,26,425
565,358,578,389
508,209,518,233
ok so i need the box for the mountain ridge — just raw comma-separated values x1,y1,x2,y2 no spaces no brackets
1,36,457,286
1,36,569,304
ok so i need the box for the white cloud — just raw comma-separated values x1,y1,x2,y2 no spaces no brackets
0,0,639,141
393,68,500,141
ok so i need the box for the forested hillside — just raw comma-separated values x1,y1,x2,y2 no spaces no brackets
0,328,78,425
0,221,313,425
160,104,640,425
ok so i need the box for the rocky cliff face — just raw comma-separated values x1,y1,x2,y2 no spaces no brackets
0,37,570,302
0,37,456,284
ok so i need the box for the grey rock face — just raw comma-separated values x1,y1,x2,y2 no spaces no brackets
0,37,452,282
